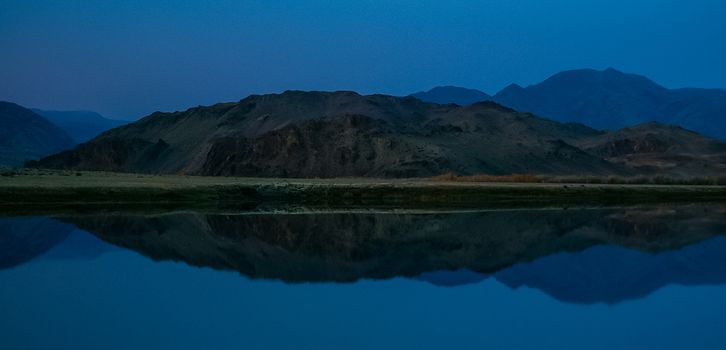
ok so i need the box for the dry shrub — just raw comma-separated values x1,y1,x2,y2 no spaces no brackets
430,172,458,181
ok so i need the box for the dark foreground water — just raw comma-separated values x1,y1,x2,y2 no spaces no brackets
2,204,726,349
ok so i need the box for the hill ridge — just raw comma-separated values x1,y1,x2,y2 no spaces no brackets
31,91,726,178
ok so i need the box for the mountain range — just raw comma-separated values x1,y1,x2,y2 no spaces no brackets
410,86,493,106
31,90,726,177
32,109,127,143
411,68,726,139
0,102,127,167
0,102,75,167
4,67,726,177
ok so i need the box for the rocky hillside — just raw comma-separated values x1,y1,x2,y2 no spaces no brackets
31,91,726,177
0,101,75,167
574,122,726,176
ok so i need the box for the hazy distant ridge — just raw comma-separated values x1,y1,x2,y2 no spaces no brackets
32,109,128,143
412,68,726,139
0,102,75,167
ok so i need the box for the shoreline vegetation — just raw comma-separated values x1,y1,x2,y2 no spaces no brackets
1,169,726,213
430,172,726,185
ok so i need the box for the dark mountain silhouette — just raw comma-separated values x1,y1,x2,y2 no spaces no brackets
492,68,726,138
32,109,128,143
411,69,726,139
409,86,492,106
0,101,75,167
58,204,726,303
30,91,726,177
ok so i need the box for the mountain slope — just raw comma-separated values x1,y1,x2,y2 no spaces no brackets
409,86,492,106
492,68,726,138
0,101,75,167
574,122,726,176
32,91,726,177
32,109,128,143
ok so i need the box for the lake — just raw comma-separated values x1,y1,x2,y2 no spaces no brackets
2,204,726,349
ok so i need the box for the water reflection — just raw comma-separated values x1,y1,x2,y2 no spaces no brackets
2,204,726,304
420,236,726,304
0,217,74,268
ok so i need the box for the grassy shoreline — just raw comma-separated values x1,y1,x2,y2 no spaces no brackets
1,170,726,212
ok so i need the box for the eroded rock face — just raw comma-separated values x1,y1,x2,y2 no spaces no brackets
202,115,452,177
30,137,158,172
587,135,671,157
575,123,726,176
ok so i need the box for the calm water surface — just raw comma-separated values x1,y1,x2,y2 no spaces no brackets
2,205,726,349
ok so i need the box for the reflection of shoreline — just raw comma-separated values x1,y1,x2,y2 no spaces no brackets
50,205,726,303
57,204,717,217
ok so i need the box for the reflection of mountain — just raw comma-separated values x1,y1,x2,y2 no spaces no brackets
417,269,489,287
418,236,726,304
39,229,118,261
0,217,74,268
61,206,726,300
495,236,726,304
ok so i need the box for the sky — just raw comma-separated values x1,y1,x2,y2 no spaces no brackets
1,0,725,120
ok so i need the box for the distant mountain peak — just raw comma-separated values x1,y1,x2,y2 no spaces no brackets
503,83,524,89
409,86,492,106
32,109,128,143
604,66,621,73
490,67,726,138
426,85,481,92
495,83,526,96
541,68,665,90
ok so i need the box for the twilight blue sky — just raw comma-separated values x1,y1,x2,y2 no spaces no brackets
1,0,725,120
